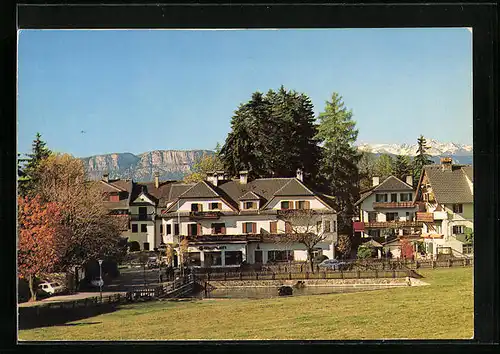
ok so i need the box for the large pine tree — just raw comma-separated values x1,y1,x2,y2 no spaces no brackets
374,154,395,180
18,133,52,197
315,92,361,233
412,135,433,186
219,87,321,183
394,154,412,181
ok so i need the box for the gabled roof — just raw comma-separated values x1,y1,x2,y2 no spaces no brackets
354,176,413,206
363,239,384,248
420,164,473,204
216,178,292,207
274,178,315,197
462,166,473,183
178,180,220,199
238,191,261,201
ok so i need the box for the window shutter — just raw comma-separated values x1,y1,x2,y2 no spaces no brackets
188,225,192,236
221,225,226,235
197,223,202,235
199,204,203,212
294,201,298,209
218,203,222,210
242,223,247,233
270,221,277,233
304,201,310,209
211,224,215,234
252,223,257,234
285,222,292,233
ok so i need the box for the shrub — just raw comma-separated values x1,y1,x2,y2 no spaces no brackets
357,245,372,259
128,241,140,252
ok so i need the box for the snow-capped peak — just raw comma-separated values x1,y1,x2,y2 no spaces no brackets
356,139,473,156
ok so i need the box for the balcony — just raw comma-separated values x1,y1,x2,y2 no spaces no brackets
189,211,221,220
130,214,155,222
372,202,415,209
363,221,423,229
416,212,434,222
182,234,263,243
276,209,317,217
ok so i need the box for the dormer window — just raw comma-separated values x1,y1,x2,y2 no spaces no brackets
210,202,222,210
281,201,291,210
453,204,463,213
243,201,257,210
191,203,203,212
375,194,388,202
296,201,310,210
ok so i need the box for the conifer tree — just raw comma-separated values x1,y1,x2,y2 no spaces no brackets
412,135,433,186
315,92,361,233
394,154,413,181
18,133,52,197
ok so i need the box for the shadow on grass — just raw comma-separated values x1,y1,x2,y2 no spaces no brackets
54,321,102,327
19,303,123,330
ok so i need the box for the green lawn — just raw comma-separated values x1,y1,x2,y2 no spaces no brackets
19,267,473,341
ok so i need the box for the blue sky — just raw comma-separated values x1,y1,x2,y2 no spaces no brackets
18,28,472,157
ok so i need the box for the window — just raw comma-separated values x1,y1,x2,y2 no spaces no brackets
391,193,397,202
191,203,202,212
316,221,322,233
160,225,163,235
210,202,222,210
243,222,257,234
453,225,465,234
281,201,291,210
270,221,278,233
186,252,201,267
376,194,388,202
324,220,331,233
174,224,179,235
400,193,412,202
453,204,463,213
166,224,172,235
386,213,398,222
297,201,310,210
188,223,202,236
244,201,256,210
132,224,138,233
462,244,473,255
285,221,293,233
204,252,222,266
267,250,294,262
141,224,147,233
138,207,147,215
143,242,150,251
211,223,226,235
110,194,120,202
225,251,243,265
435,222,442,234
333,220,337,232
368,212,377,222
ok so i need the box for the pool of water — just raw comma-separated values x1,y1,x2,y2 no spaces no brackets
192,285,401,299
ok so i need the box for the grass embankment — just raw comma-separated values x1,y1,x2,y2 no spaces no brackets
19,267,473,340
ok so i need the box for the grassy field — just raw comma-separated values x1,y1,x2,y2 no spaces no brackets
19,267,473,341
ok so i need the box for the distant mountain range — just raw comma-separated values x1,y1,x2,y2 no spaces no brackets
81,140,472,182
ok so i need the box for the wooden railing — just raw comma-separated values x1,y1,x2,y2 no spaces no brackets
416,212,434,222
364,221,423,229
189,211,221,220
372,202,415,209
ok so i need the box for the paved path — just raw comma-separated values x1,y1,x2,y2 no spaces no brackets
18,291,127,308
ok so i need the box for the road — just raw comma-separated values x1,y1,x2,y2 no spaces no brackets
104,266,172,292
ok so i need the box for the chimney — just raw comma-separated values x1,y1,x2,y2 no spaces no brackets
102,173,109,183
372,176,380,187
406,175,413,186
154,172,160,188
216,170,225,181
296,168,304,182
239,170,248,185
440,157,453,171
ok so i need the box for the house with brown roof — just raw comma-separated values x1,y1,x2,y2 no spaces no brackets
353,175,421,242
99,170,338,267
414,158,473,258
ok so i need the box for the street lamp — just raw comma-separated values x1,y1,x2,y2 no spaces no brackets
98,259,103,303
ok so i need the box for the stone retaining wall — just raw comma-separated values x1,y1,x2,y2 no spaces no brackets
206,277,428,288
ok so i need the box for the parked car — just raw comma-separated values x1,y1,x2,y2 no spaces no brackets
90,279,104,288
147,257,159,269
318,259,349,271
37,281,66,296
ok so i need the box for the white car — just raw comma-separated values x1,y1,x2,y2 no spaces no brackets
90,279,104,287
38,282,66,295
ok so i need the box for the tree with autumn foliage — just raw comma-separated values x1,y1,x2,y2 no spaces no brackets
18,196,66,301
36,153,126,289
400,238,415,260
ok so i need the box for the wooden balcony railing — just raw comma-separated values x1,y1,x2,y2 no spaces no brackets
416,212,434,222
372,202,415,209
364,221,423,229
189,211,221,220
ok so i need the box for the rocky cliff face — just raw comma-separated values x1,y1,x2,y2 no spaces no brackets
81,150,214,182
